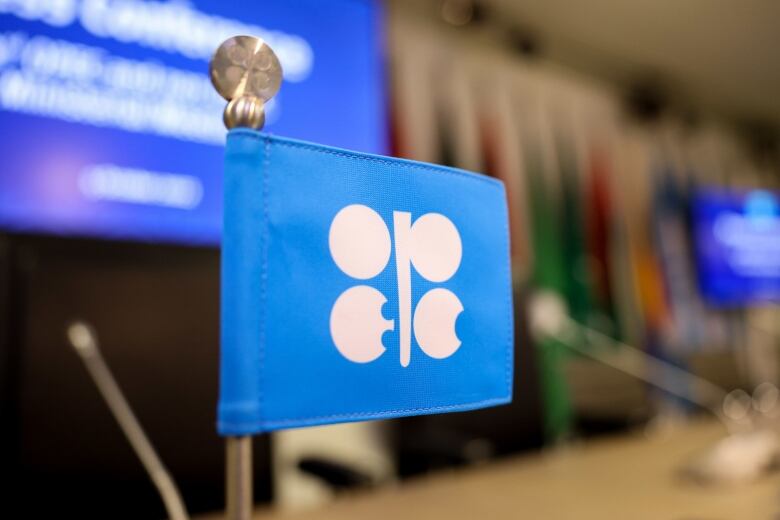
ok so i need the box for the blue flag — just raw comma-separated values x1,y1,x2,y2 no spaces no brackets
219,130,513,435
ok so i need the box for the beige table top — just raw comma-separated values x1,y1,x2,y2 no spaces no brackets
203,421,780,520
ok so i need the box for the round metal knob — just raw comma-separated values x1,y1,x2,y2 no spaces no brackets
223,96,266,130
209,35,283,131
210,35,283,102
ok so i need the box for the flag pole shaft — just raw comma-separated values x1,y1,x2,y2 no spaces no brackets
226,436,253,520
211,36,280,520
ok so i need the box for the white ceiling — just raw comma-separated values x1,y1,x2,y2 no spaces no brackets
485,0,780,125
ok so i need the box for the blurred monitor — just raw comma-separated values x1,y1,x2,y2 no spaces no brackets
693,188,780,306
0,0,386,245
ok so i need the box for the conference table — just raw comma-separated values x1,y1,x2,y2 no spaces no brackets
202,420,779,520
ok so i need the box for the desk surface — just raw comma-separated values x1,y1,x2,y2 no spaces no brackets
204,421,780,520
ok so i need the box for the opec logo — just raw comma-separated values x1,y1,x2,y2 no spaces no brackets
329,204,464,367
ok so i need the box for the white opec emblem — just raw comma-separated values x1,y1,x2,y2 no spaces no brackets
329,204,464,367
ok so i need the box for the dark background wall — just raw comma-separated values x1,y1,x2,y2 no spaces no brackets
0,234,272,518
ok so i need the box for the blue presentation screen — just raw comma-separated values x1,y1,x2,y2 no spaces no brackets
693,188,780,307
0,0,385,245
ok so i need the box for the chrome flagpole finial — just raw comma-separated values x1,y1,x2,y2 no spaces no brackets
209,35,283,130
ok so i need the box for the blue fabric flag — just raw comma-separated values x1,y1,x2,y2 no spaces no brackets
219,129,513,435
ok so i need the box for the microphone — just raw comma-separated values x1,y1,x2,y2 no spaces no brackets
66,321,190,520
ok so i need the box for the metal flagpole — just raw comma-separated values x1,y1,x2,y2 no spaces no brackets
209,35,284,520
226,437,253,520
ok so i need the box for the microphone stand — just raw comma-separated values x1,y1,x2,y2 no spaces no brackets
66,321,189,520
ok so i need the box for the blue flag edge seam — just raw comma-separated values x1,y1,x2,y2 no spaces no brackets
218,130,514,435
239,130,506,187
